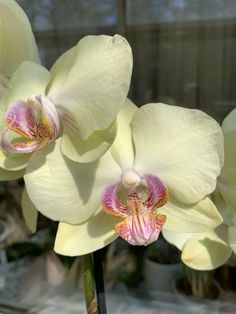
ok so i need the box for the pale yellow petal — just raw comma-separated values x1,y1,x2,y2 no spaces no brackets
0,149,30,171
159,197,223,232
54,209,119,256
24,140,121,224
0,0,39,76
223,131,236,169
21,188,38,233
110,98,137,169
181,225,232,270
133,103,224,204
0,62,50,119
60,120,117,163
222,108,236,134
49,35,132,140
228,222,236,253
162,229,194,251
217,168,236,212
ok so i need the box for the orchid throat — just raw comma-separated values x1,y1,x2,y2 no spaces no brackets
102,169,168,246
0,95,60,154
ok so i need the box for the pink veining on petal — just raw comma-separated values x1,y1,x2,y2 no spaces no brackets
102,183,128,218
39,95,60,139
143,174,168,210
115,212,166,246
0,96,60,154
5,101,37,139
102,173,168,246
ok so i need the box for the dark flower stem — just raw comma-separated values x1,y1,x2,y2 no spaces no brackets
93,250,107,314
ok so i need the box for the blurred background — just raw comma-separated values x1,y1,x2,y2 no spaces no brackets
18,0,236,122
0,0,236,313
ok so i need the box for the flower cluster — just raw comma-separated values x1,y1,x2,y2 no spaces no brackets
0,1,229,261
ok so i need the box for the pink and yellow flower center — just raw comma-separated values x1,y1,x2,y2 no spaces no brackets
0,95,60,154
102,171,168,246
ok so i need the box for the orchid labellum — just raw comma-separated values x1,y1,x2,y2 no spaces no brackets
0,34,133,175
23,100,224,255
163,108,236,270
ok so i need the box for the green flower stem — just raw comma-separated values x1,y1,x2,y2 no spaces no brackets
82,254,98,314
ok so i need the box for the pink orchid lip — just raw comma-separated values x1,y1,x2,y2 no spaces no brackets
102,173,168,246
0,95,60,154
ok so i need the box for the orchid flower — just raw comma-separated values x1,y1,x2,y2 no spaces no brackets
23,100,224,255
0,34,132,177
163,108,236,270
0,0,39,180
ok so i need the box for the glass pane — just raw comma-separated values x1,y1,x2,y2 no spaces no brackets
126,0,236,122
17,0,117,31
127,0,236,25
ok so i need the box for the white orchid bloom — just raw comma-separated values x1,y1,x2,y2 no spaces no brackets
163,108,236,270
0,35,132,175
23,100,224,256
0,0,39,180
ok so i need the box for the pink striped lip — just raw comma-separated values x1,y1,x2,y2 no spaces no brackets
0,95,60,154
102,173,168,246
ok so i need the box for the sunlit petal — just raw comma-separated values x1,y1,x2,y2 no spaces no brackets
132,103,224,204
162,229,194,251
110,99,137,169
49,35,132,141
223,131,236,169
0,0,39,76
181,225,232,270
54,209,119,256
217,169,236,212
0,62,50,135
60,118,117,163
159,196,223,232
0,148,30,171
24,140,120,224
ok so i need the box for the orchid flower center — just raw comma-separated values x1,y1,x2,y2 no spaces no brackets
0,95,60,154
102,173,168,246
